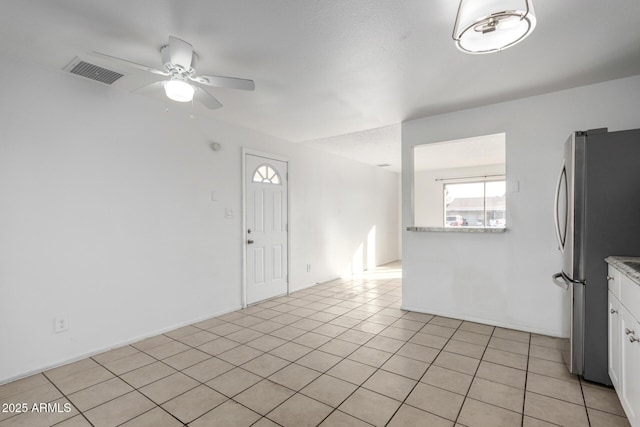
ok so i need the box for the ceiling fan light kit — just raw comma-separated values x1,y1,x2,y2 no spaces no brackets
164,76,195,102
452,0,536,54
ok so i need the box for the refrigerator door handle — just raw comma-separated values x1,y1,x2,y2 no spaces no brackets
552,272,569,290
553,163,566,251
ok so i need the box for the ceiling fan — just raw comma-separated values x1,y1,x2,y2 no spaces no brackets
91,36,255,109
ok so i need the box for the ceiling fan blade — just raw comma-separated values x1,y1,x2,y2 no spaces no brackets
195,87,223,110
190,75,255,91
168,36,194,69
132,81,166,96
89,51,169,75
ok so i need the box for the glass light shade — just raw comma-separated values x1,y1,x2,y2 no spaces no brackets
453,0,536,54
164,78,195,102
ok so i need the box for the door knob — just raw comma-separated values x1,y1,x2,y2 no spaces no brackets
247,239,254,244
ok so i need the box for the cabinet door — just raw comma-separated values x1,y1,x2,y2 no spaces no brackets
620,307,639,426
608,266,621,300
609,292,622,389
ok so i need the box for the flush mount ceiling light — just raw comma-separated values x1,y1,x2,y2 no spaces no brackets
164,76,195,102
452,0,537,54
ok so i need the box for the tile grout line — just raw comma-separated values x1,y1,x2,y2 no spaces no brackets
248,280,406,426
288,279,404,424
520,331,532,427
579,377,593,426
451,322,498,427
376,316,471,426
184,276,402,426
88,354,188,426
187,276,400,426
41,372,95,427
318,282,409,426
217,284,532,426
519,334,591,427
310,307,423,426
84,325,279,426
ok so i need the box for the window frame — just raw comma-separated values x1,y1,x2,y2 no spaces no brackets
252,163,282,185
442,178,506,229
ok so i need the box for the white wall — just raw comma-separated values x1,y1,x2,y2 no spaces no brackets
402,74,640,337
0,56,400,383
288,143,401,285
414,164,505,227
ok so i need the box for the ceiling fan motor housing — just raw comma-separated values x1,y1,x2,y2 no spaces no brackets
160,44,196,75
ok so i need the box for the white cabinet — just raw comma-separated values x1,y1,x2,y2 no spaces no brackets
620,307,639,424
608,263,640,427
608,290,621,388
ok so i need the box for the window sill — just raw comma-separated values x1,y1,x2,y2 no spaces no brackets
406,226,507,233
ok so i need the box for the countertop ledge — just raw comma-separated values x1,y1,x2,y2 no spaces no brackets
605,256,640,285
406,226,506,233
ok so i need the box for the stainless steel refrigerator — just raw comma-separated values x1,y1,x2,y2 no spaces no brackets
552,128,640,385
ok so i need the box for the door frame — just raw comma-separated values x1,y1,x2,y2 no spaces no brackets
241,148,290,308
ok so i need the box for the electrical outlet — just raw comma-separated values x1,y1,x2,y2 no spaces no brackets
54,317,69,333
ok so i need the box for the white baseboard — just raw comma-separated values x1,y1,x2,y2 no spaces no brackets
400,304,567,338
0,305,243,386
289,276,341,293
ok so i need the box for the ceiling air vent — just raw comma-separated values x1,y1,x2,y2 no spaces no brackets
64,57,123,85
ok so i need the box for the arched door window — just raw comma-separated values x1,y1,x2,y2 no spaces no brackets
252,164,281,185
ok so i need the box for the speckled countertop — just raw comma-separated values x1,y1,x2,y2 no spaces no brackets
605,256,640,285
406,226,506,233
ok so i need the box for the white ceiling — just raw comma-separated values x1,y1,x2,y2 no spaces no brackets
304,124,402,172
2,1,640,172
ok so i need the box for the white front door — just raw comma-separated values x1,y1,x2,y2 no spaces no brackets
244,153,288,305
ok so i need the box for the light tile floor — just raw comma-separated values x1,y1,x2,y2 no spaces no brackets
0,262,631,426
